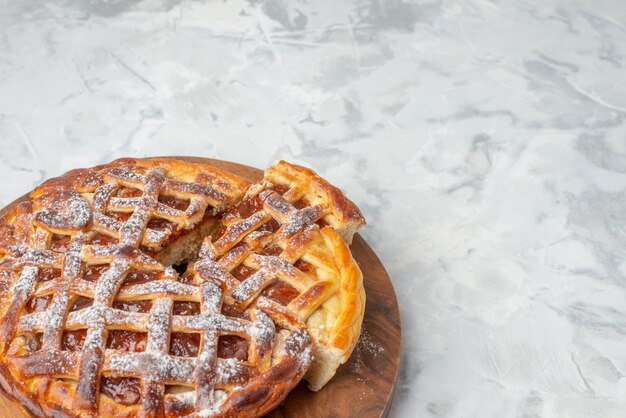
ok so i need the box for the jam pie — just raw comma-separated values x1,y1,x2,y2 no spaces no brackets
0,158,365,417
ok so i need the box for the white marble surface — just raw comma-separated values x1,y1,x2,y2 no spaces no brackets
1,0,626,416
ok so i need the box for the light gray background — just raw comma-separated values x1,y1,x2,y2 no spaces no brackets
2,0,626,417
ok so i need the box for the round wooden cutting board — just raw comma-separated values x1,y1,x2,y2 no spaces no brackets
0,157,401,418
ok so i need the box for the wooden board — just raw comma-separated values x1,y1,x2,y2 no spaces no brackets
0,157,401,418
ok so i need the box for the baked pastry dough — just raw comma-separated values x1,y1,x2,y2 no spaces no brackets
195,160,366,391
0,158,365,417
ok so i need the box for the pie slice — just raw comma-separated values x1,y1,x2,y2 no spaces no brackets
195,160,366,391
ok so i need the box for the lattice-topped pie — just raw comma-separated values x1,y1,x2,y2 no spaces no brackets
0,157,366,417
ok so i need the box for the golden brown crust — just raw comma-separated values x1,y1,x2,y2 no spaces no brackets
0,157,313,418
319,227,365,358
0,157,366,417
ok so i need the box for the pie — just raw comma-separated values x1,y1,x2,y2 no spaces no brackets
0,157,366,417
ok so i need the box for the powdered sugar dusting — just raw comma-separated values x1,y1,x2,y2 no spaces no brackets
167,178,227,204
348,329,385,373
252,254,293,273
196,406,221,417
1,246,63,269
282,328,313,368
108,352,195,382
33,190,92,231
63,235,88,278
119,209,150,246
144,227,168,245
245,230,271,242
182,313,246,333
146,298,172,353
217,358,247,383
67,305,148,330
93,261,129,305
104,167,145,184
280,205,323,237
200,281,222,314
92,182,117,212
12,266,37,298
247,311,275,342
16,311,44,332
42,291,70,347
260,190,292,216
122,280,196,297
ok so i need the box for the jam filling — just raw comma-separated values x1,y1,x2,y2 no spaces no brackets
168,333,249,361
50,234,71,252
84,265,109,282
91,233,118,246
221,303,249,320
231,265,256,281
235,196,262,220
262,282,299,306
106,330,147,352
218,336,249,361
150,220,183,248
217,195,269,239
23,334,42,352
106,211,132,223
214,226,227,241
258,246,282,257
316,218,329,228
117,188,143,198
62,330,87,351
271,184,290,195
170,333,200,357
25,295,52,313
257,218,280,234
146,218,176,231
221,196,261,226
100,377,141,405
123,270,160,286
179,271,195,285
292,197,309,209
294,258,315,273
71,297,93,312
173,301,201,316
139,246,158,257
37,268,61,282
158,195,190,211
160,222,186,243
112,300,152,314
